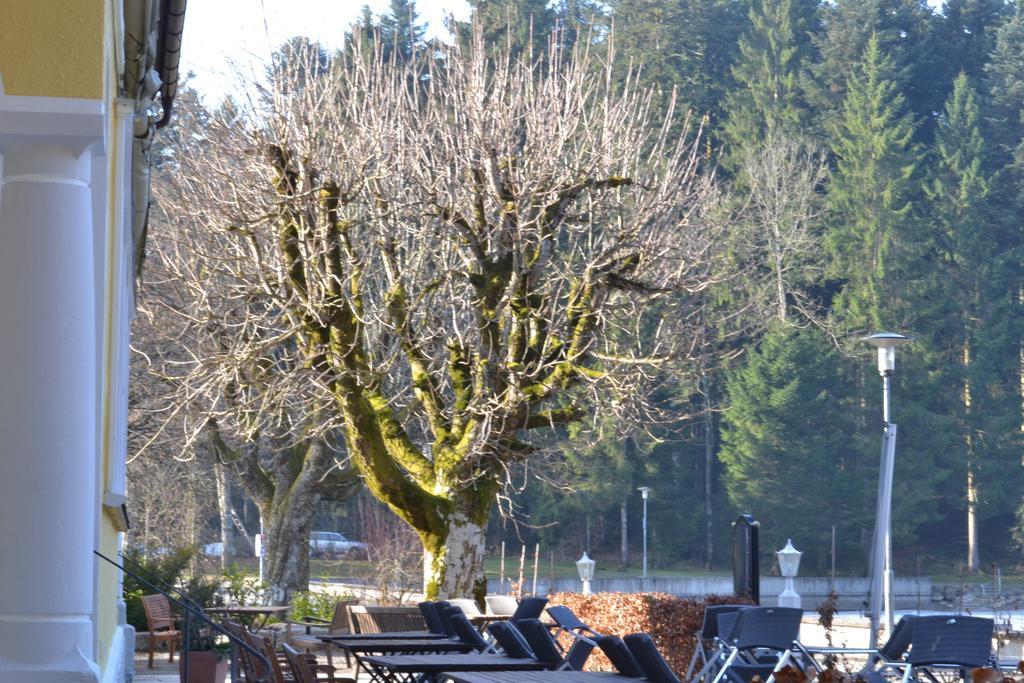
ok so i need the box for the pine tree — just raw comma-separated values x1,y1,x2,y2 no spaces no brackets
825,34,918,333
378,0,427,64
720,325,865,570
984,8,1024,555
939,0,1013,82
722,0,819,167
923,73,1011,570
466,0,557,61
986,9,1024,180
610,0,745,131
811,0,941,141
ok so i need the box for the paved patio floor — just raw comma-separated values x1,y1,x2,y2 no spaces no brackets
132,648,351,682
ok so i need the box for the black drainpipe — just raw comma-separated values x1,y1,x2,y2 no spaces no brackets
154,0,187,129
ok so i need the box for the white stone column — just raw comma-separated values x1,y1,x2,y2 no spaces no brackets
0,140,101,681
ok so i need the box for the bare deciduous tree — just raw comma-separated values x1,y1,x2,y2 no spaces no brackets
737,134,828,324
153,29,729,598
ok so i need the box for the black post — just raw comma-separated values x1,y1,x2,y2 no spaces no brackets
732,514,760,604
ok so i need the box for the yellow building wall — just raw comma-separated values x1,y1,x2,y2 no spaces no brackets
0,0,106,98
97,0,124,674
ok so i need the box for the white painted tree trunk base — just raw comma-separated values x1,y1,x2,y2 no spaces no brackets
425,514,486,599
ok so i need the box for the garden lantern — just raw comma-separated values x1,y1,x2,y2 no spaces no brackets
776,539,802,608
576,552,596,594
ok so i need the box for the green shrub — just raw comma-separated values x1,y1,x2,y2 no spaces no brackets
290,589,348,621
220,563,267,606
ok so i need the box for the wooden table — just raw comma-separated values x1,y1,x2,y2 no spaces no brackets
322,631,447,641
206,604,290,630
328,638,475,655
444,672,631,683
324,636,476,681
361,654,550,683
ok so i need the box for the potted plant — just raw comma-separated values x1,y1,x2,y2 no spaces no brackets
179,574,230,683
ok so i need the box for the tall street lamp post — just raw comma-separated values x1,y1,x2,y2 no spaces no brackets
638,487,651,578
863,332,912,649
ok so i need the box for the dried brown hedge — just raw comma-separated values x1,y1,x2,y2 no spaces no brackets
548,592,752,675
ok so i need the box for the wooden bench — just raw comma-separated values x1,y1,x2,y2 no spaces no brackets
348,605,428,634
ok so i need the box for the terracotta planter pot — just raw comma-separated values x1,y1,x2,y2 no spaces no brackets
178,650,229,683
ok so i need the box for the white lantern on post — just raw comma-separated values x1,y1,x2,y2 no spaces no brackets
576,552,596,595
776,539,802,608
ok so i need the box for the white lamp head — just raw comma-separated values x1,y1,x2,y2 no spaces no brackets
576,552,596,582
863,332,912,376
776,539,802,578
637,486,651,500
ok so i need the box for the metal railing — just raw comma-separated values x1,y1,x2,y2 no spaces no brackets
94,549,271,682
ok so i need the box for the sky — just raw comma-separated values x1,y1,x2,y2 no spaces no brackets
181,0,945,103
181,0,471,102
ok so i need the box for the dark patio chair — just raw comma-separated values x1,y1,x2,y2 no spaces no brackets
510,597,549,625
449,609,495,653
803,615,915,683
623,633,681,683
547,605,604,642
686,604,746,681
516,617,594,671
709,606,805,683
597,634,646,678
418,601,449,635
488,621,536,659
897,616,993,683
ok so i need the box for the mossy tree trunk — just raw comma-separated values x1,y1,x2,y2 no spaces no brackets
210,423,357,605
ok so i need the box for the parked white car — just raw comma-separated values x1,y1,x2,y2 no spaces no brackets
201,542,224,557
309,531,367,558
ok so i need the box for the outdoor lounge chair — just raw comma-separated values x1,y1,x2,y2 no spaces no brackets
448,609,497,653
510,597,549,624
802,615,915,683
441,605,471,637
488,621,537,659
895,615,993,683
596,634,646,678
420,602,449,635
515,618,595,671
623,633,681,683
685,604,746,682
141,593,181,668
709,606,805,683
547,605,604,643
